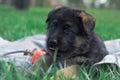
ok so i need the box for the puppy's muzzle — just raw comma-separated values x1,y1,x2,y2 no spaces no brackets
47,39,58,50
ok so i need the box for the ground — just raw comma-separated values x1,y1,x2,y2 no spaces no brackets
0,5,120,80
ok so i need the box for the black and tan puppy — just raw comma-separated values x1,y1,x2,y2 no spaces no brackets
25,7,108,77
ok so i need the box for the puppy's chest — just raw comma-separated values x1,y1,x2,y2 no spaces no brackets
56,56,92,66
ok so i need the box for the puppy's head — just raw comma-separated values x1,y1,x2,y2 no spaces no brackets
46,7,95,56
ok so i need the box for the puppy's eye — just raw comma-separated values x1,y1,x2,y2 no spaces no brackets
64,25,71,33
64,25,71,28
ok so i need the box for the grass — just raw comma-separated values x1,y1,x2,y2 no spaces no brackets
86,8,120,40
0,5,51,41
0,5,120,80
0,5,120,41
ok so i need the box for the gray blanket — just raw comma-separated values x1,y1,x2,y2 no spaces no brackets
0,35,120,70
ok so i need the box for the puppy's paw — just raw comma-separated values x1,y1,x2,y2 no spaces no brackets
50,65,78,80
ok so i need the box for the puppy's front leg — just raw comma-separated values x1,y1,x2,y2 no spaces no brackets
24,54,53,77
50,65,78,80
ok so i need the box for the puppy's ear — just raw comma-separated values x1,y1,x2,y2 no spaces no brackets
46,6,62,23
76,11,96,35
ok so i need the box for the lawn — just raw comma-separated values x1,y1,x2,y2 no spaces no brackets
0,5,120,80
0,5,120,41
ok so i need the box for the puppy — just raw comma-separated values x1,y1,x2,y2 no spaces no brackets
25,7,108,78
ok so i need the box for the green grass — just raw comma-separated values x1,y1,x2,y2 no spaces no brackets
0,5,51,41
85,8,120,40
0,6,120,41
0,5,120,80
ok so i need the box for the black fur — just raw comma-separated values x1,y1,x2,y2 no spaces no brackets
46,7,108,65
25,7,108,76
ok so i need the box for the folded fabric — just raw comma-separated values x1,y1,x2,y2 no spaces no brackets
0,34,120,70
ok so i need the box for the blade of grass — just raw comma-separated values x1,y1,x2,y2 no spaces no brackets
53,48,58,80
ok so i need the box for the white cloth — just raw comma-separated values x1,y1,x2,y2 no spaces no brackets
0,34,120,70
0,34,46,70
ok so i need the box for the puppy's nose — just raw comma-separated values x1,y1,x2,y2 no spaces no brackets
48,39,57,46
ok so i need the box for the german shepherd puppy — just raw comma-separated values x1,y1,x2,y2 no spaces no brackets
25,7,108,77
